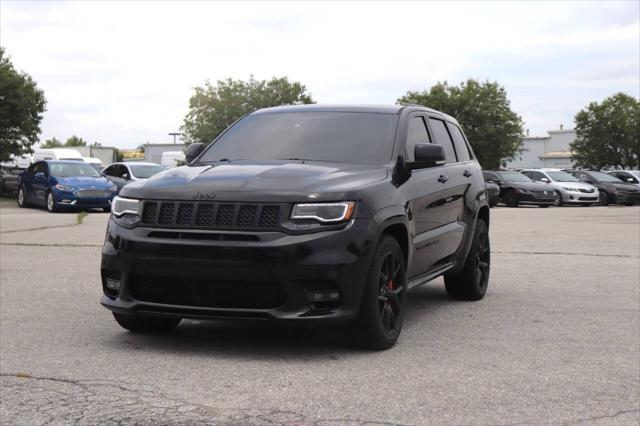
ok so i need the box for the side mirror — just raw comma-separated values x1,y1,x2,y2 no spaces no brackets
185,143,205,164
540,177,549,183
407,144,446,170
122,173,130,180
35,172,46,179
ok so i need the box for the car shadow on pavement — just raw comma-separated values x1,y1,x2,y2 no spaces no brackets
100,283,458,360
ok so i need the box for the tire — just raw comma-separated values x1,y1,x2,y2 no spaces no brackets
113,312,181,333
553,191,563,207
626,203,634,206
504,191,519,207
352,235,408,350
17,186,27,208
598,191,609,206
46,190,58,212
103,206,111,213
581,204,592,207
539,205,550,208
445,219,490,301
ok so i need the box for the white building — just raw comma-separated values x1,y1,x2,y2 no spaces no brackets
506,128,576,169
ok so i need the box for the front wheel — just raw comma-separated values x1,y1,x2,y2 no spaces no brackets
504,191,519,207
113,313,181,333
445,219,490,301
553,191,563,207
17,186,27,207
352,235,407,350
46,190,58,213
598,191,609,206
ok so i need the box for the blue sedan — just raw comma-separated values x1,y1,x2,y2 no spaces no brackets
17,160,118,212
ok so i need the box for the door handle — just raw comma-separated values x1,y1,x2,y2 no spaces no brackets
438,174,448,183
463,169,473,177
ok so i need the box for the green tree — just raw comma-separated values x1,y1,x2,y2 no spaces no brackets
113,148,124,162
397,79,524,169
570,93,639,170
0,47,47,161
181,76,315,145
65,135,87,147
41,137,63,148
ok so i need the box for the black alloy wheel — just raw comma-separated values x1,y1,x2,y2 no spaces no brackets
377,252,404,336
445,219,490,301
598,191,609,206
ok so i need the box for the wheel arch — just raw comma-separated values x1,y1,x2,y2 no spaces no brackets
381,222,409,268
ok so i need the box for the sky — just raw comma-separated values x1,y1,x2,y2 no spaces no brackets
1,0,638,149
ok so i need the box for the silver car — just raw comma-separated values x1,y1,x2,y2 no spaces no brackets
101,162,166,192
521,169,599,206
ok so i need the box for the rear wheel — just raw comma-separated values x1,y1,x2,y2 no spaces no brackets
352,235,407,350
504,191,519,207
445,219,490,301
598,191,609,206
113,313,181,333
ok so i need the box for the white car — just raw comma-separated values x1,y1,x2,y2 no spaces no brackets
83,157,103,171
32,148,84,162
521,168,599,206
160,151,186,168
101,162,166,192
607,170,640,188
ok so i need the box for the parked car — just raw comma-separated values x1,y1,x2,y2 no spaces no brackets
0,166,23,196
484,180,500,207
84,157,104,171
160,151,185,168
32,148,84,162
101,162,166,191
483,170,557,207
607,170,640,188
102,104,492,350
568,170,640,205
521,169,598,206
17,160,117,212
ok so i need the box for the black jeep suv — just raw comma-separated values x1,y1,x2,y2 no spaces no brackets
101,105,491,349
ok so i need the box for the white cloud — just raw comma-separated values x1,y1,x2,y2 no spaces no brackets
1,0,638,146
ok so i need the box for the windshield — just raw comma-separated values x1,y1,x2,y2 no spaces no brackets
497,171,532,182
129,164,165,178
546,171,579,182
588,171,623,182
49,162,101,178
197,112,398,165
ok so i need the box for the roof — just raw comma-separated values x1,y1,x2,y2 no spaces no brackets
43,159,88,164
252,104,405,114
109,161,160,166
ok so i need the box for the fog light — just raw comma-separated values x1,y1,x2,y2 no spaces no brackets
105,278,121,291
306,291,340,302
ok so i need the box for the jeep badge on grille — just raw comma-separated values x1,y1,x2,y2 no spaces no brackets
192,192,217,200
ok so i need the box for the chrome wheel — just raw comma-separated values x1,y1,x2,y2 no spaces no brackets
553,191,562,207
47,192,55,212
17,187,25,207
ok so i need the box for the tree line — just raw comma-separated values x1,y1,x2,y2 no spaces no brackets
1,46,638,169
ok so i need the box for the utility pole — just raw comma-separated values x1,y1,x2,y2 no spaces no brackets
168,132,181,144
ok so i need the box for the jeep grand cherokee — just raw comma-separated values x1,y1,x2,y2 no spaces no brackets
101,105,491,349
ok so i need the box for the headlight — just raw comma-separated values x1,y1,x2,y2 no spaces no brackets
563,187,579,192
291,202,355,223
55,183,76,192
111,196,140,217
610,187,618,193
518,188,531,194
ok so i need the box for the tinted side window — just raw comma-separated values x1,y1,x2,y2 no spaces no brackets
529,171,545,181
483,171,500,181
103,166,115,177
405,116,431,161
446,123,471,162
428,118,457,163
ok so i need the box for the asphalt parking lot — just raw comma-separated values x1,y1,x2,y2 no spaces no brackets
0,200,638,425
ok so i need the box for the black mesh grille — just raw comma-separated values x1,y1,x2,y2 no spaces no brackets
216,205,235,226
237,205,257,227
195,204,214,227
158,203,175,225
259,206,280,227
141,202,157,224
139,201,282,230
176,204,194,225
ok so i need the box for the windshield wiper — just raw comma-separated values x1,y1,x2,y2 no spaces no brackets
276,158,334,163
196,158,245,165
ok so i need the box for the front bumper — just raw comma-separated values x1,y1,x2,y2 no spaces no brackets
518,193,556,205
561,190,599,204
614,192,640,204
100,218,376,324
54,189,115,209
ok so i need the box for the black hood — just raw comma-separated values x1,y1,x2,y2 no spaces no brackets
120,161,389,202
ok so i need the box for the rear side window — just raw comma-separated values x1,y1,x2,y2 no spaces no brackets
528,171,546,181
446,123,472,162
405,116,431,161
483,171,500,181
428,118,457,164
